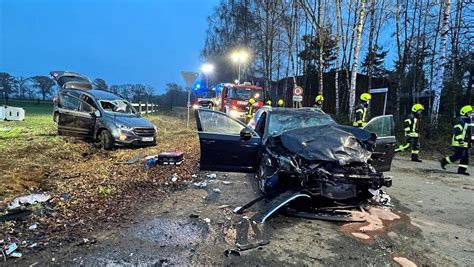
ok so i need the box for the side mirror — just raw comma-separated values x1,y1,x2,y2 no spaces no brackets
93,110,101,118
240,128,253,141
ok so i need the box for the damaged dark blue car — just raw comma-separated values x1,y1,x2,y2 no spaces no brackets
195,107,395,201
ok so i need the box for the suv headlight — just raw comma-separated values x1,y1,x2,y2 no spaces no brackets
117,125,134,132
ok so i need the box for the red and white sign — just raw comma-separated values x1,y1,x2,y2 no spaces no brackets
293,86,303,96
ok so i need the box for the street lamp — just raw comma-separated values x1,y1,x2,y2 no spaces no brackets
230,50,250,84
201,63,214,90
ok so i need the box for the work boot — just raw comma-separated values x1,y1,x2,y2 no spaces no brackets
457,169,470,176
440,158,448,169
411,154,422,162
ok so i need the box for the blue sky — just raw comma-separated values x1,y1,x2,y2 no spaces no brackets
0,0,219,93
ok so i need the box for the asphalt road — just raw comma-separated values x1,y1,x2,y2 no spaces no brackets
18,157,474,266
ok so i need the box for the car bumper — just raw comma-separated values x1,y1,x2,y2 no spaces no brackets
114,137,157,147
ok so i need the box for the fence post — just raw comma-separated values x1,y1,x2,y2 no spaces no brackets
139,101,142,114
145,102,149,115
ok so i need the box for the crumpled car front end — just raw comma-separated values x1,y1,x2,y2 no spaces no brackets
261,125,392,200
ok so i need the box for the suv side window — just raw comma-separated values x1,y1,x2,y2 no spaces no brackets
59,93,81,111
80,95,97,112
255,112,267,136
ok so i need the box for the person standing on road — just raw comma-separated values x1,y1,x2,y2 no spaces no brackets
394,103,424,162
277,99,284,107
314,95,324,110
440,105,474,175
352,93,372,127
245,98,256,123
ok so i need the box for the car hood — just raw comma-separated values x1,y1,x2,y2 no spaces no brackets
113,115,155,128
279,124,373,164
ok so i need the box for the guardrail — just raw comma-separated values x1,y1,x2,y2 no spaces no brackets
131,102,159,115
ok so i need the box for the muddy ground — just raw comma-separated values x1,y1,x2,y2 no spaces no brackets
8,156,473,266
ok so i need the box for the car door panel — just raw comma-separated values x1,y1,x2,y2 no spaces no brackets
195,109,261,172
57,93,95,137
364,115,396,172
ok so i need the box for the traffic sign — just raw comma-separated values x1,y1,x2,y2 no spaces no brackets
180,71,199,88
369,88,388,94
292,95,303,102
293,86,303,96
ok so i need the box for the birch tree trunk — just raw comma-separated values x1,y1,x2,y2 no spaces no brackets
348,0,366,118
334,0,342,114
317,0,324,98
431,0,451,127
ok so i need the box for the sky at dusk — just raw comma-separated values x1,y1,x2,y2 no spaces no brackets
0,0,219,93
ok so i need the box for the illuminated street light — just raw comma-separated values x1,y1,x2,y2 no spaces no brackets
201,63,214,90
230,50,250,84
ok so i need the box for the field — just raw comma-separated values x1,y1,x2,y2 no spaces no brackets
0,101,199,244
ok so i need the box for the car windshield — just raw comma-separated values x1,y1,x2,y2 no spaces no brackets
268,112,335,136
99,99,137,115
230,88,261,100
199,92,215,98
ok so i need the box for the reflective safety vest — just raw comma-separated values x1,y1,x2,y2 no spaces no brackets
452,116,473,148
353,103,368,127
404,114,420,138
245,105,254,118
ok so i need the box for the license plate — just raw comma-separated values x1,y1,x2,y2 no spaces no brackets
141,137,154,142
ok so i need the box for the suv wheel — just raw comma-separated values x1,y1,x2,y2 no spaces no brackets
99,130,113,150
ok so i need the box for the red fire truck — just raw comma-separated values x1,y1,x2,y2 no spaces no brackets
214,83,264,120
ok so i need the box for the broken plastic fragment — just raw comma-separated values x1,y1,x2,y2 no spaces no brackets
222,181,232,185
206,173,217,179
204,218,211,223
8,194,51,210
28,223,37,230
4,243,18,255
171,173,179,182
193,181,207,188
10,252,22,258
213,188,221,193
233,206,242,213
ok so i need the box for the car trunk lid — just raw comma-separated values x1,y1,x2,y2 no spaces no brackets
50,71,93,90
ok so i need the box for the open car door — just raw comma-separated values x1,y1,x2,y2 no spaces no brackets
57,92,96,137
364,115,396,172
195,109,261,173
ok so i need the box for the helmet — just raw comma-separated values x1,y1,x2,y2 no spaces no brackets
360,93,372,101
315,95,324,102
460,105,473,116
265,100,272,105
249,98,256,104
412,103,424,113
277,99,284,106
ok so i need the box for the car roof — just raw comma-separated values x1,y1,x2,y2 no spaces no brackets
62,89,124,101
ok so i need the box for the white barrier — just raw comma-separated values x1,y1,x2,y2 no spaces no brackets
2,106,25,121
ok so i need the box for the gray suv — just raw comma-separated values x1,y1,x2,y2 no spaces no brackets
51,71,157,149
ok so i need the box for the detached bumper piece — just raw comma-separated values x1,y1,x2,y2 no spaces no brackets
157,151,184,166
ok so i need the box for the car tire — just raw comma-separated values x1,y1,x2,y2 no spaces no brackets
257,158,278,195
99,130,114,150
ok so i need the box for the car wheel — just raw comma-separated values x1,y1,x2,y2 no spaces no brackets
99,130,114,150
257,159,278,195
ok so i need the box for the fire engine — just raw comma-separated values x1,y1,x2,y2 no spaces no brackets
214,83,264,120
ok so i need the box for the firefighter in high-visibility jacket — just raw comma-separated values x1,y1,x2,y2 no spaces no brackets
245,98,256,123
395,103,424,162
440,105,473,175
352,93,372,127
314,95,324,109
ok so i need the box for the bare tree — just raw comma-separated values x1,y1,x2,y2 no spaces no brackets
348,0,366,118
334,0,342,114
431,0,451,126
